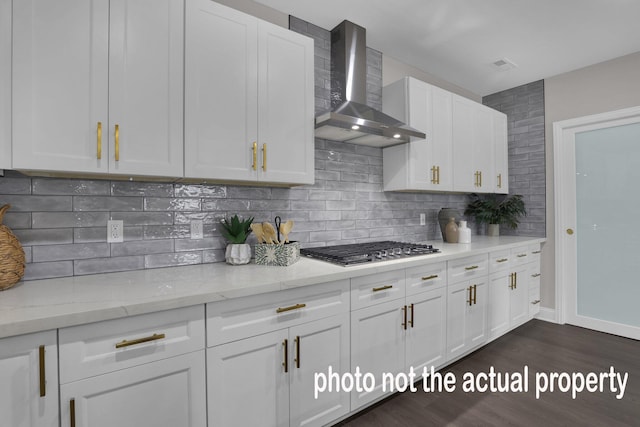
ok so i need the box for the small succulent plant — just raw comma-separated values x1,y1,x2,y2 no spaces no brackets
220,215,254,244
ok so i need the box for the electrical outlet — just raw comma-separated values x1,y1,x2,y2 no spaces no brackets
420,213,426,226
107,220,124,243
190,220,204,240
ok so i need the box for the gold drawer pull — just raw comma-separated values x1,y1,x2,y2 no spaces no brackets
282,339,288,373
114,124,120,161
294,336,301,369
39,345,46,397
262,143,267,172
276,303,306,313
372,285,393,292
115,333,165,349
532,250,541,254
496,258,508,263
421,274,438,281
252,141,258,171
531,273,541,278
96,122,102,160
517,254,527,258
464,265,479,271
532,300,541,305
70,399,76,427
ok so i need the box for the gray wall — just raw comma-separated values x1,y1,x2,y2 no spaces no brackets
482,80,546,238
0,16,471,282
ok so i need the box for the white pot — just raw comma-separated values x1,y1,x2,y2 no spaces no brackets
487,224,500,237
225,243,252,265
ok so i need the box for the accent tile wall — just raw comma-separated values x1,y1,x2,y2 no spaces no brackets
0,16,543,281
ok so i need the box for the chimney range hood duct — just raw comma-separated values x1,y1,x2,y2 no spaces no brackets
315,20,426,147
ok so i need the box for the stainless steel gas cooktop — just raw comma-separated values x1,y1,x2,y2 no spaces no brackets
300,241,440,266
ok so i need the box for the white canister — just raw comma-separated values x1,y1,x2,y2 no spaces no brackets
458,220,471,244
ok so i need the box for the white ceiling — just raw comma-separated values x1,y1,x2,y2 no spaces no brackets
254,0,640,96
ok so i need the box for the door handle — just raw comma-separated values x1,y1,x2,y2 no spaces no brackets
96,122,102,160
114,124,120,161
566,228,574,235
294,336,300,369
262,143,267,172
409,303,414,328
39,345,46,397
282,339,288,373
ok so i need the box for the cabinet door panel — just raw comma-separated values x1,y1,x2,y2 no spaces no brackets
407,79,432,189
488,273,510,340
350,300,404,410
208,330,289,427
184,0,258,181
494,111,509,193
257,21,314,185
473,106,494,191
0,0,10,168
406,287,447,373
109,0,183,177
290,314,350,427
509,267,529,327
468,279,488,348
446,282,469,360
13,0,109,173
430,86,453,190
61,351,206,427
452,95,476,192
0,331,59,427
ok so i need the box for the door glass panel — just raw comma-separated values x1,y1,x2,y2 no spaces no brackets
575,122,640,327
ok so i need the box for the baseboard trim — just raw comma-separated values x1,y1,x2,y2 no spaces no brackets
535,307,558,323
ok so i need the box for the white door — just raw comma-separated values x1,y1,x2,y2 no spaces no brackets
289,314,350,427
555,107,640,340
0,331,59,427
509,266,529,327
488,272,511,340
405,287,447,373
207,330,289,427
452,95,476,192
467,279,488,348
430,86,454,191
108,0,183,177
257,21,314,185
493,110,509,193
350,300,405,410
184,0,258,181
12,0,109,173
0,0,11,169
61,351,206,427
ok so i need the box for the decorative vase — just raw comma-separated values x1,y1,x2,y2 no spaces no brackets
438,208,461,242
445,218,459,243
487,224,500,237
458,220,471,244
225,243,252,265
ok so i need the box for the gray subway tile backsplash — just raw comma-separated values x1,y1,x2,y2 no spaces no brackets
0,16,544,282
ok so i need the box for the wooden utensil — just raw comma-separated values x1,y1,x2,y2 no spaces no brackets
279,220,294,244
262,222,279,244
250,223,265,243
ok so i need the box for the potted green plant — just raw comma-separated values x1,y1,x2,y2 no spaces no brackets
220,214,254,265
464,193,526,236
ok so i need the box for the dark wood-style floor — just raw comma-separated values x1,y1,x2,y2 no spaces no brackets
336,320,640,427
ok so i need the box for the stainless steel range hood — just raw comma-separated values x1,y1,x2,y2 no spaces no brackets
315,20,426,147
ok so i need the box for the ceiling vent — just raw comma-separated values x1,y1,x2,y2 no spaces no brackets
491,57,518,71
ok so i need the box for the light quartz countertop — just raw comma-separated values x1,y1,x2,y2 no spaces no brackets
0,236,545,339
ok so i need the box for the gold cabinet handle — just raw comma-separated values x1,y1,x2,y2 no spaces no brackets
421,274,438,281
276,303,306,314
496,258,508,263
97,122,102,160
402,305,407,330
409,303,414,328
39,345,46,397
532,250,542,254
532,300,541,305
372,285,393,292
282,339,288,373
114,124,120,161
430,166,437,184
262,143,267,172
70,399,76,427
514,272,517,289
497,173,502,188
115,333,165,349
531,273,541,278
436,166,440,184
251,141,257,171
467,286,473,306
294,336,300,369
464,265,479,271
517,254,527,258
474,171,478,187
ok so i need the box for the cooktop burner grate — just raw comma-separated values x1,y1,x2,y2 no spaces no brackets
300,241,440,266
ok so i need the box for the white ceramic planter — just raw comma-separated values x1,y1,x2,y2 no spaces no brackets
487,224,500,237
225,243,252,265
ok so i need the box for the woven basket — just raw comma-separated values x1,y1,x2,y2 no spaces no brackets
0,204,26,290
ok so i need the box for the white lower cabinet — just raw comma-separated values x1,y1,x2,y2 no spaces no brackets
59,305,206,427
0,331,59,427
446,279,488,362
206,279,351,427
488,265,528,340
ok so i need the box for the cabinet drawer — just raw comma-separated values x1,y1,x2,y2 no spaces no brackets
489,249,511,274
529,286,541,316
350,270,406,310
511,245,532,266
207,279,349,346
59,305,205,384
529,243,542,263
448,254,488,284
406,262,447,296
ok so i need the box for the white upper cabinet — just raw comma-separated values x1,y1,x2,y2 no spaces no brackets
0,0,11,169
185,0,314,186
493,110,509,193
12,0,184,177
383,77,506,194
452,94,495,193
382,77,453,191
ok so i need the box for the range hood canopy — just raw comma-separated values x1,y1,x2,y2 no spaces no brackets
315,20,426,147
